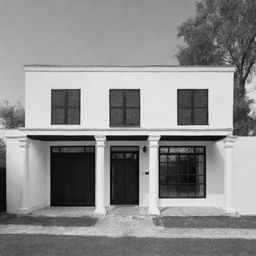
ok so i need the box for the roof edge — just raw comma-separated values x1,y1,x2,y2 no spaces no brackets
24,65,236,73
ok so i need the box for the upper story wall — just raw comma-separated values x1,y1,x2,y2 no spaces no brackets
24,66,235,130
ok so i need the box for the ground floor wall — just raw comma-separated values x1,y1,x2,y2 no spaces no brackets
6,138,227,213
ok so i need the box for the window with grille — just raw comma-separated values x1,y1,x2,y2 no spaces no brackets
51,89,80,124
159,146,206,198
177,89,208,125
110,89,140,126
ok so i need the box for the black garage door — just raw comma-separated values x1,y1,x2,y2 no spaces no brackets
51,146,95,206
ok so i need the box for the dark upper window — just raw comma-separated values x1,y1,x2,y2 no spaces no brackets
177,89,208,125
51,89,80,125
159,146,206,198
110,89,140,127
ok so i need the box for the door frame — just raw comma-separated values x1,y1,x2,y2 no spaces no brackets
110,146,140,205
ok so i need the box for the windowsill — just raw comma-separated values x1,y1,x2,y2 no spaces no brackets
109,125,141,128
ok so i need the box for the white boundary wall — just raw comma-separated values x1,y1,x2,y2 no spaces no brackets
232,137,256,215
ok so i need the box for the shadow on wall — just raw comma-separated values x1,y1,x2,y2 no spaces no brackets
207,141,224,194
0,167,6,212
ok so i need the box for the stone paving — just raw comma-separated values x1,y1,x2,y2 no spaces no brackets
1,206,256,240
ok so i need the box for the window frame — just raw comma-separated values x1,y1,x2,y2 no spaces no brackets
159,146,206,199
51,89,81,125
109,89,140,127
177,89,209,125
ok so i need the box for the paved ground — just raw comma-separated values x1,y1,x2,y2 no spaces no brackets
0,207,256,255
1,234,256,256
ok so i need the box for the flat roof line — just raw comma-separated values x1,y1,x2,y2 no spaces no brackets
24,65,236,73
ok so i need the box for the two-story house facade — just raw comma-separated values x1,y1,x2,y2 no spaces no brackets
6,65,236,215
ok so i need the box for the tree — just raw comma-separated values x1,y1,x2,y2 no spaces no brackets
0,101,25,167
0,101,25,129
176,0,256,135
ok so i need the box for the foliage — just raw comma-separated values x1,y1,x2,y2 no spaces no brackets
0,101,25,129
0,138,6,168
176,0,256,135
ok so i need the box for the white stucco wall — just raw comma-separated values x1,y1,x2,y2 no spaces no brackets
6,138,47,213
24,67,234,130
232,137,256,215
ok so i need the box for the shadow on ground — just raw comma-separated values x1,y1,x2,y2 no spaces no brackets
153,216,256,229
0,214,98,227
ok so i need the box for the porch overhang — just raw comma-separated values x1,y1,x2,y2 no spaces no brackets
160,136,226,141
26,135,226,142
27,135,95,141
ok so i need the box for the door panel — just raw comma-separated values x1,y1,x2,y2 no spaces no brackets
111,150,139,205
51,147,95,206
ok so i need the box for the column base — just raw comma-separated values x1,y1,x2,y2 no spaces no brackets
95,207,107,215
18,208,30,215
148,207,160,215
225,207,237,215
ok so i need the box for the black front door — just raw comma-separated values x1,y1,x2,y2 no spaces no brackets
111,149,139,205
51,146,95,206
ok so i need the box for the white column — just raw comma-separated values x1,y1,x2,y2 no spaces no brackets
148,135,161,215
95,135,106,215
18,137,30,213
223,136,237,214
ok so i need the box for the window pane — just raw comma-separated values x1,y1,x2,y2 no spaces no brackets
160,155,167,163
178,109,192,125
160,185,168,197
67,90,80,107
111,91,123,107
126,108,140,126
195,147,205,153
188,175,196,183
168,185,177,197
51,147,60,153
196,162,205,175
178,90,192,108
52,90,66,107
160,147,168,154
85,147,95,153
111,108,123,125
126,91,139,107
67,108,80,124
168,155,177,163
160,163,167,184
168,175,176,184
196,155,205,162
194,90,208,108
60,147,84,153
52,108,65,124
194,109,208,125
188,184,196,197
169,147,194,153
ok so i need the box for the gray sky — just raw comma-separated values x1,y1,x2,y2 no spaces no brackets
0,0,197,103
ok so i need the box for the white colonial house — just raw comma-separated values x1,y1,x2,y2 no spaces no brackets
6,65,237,215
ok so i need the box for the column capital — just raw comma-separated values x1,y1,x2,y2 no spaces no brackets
18,137,30,148
95,136,106,147
223,136,237,148
148,135,160,147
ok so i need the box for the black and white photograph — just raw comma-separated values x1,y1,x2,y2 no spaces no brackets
0,0,256,255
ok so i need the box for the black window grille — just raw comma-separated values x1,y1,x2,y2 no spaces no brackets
177,89,208,125
51,89,80,124
159,146,206,198
110,89,140,127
